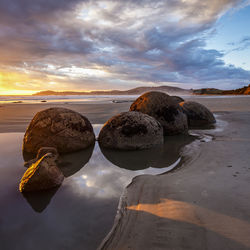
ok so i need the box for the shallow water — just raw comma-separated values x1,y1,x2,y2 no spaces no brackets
0,126,196,250
0,95,138,104
1,94,248,105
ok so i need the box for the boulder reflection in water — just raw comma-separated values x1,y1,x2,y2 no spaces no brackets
99,134,196,171
58,144,95,177
22,186,59,213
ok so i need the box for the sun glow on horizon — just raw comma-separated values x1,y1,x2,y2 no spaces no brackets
0,89,37,96
0,72,37,95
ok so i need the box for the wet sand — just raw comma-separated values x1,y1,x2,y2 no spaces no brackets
0,102,130,133
1,95,250,132
99,99,250,250
1,129,195,250
0,100,195,250
0,96,250,250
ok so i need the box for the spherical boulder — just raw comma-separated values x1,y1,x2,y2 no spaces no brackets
19,153,64,192
130,91,188,135
180,101,216,127
23,108,95,154
98,111,163,150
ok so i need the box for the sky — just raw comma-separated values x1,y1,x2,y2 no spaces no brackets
0,0,250,95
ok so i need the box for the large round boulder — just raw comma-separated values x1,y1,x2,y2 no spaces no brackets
19,153,64,192
23,108,95,154
180,101,216,127
98,111,163,150
130,91,188,135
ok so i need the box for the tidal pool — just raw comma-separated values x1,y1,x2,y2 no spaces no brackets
0,125,196,250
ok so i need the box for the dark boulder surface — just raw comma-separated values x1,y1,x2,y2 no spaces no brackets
130,91,188,135
98,111,163,150
36,147,59,159
22,108,95,154
171,96,185,104
24,147,59,168
19,153,64,192
180,101,216,127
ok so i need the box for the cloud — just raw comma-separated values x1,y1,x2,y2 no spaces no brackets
0,0,249,91
227,36,250,52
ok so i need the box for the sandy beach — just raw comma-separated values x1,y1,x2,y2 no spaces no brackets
99,97,250,250
0,95,250,250
1,96,250,132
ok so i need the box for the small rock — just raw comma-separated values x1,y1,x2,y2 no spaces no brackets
98,111,163,150
130,91,188,135
19,153,64,192
24,147,59,168
36,147,58,159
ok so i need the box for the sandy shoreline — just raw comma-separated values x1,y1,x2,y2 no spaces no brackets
1,96,250,249
0,96,250,133
99,110,250,249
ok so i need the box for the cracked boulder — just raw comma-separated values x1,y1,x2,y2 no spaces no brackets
130,91,188,135
23,108,95,154
98,111,163,150
19,153,64,192
180,101,216,127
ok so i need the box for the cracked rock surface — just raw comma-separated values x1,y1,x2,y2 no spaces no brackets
22,107,95,154
180,101,216,128
130,91,188,135
98,111,163,150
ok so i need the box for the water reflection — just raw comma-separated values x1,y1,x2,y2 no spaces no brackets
20,128,196,214
0,128,199,250
22,187,59,213
21,144,95,212
99,134,196,171
58,144,95,177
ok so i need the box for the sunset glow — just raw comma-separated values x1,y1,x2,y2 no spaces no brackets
0,0,250,93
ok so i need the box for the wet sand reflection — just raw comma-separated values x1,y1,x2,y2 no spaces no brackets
100,134,196,170
128,198,250,248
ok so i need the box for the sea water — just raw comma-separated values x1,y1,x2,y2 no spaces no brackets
0,125,195,250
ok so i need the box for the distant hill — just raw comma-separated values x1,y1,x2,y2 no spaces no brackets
34,84,250,96
33,86,192,96
193,84,250,95
222,85,250,95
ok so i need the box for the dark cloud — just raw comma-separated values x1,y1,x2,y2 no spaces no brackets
0,0,249,90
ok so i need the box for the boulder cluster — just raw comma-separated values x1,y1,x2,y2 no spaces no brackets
19,92,215,192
